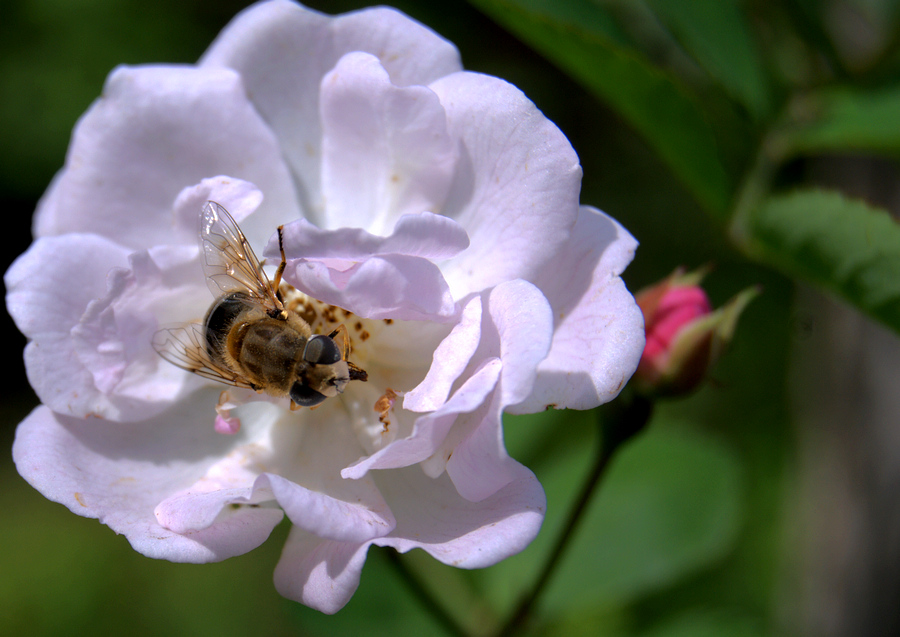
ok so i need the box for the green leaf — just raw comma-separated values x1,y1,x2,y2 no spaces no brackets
747,189,900,333
483,419,744,616
785,86,900,157
645,0,770,119
467,0,732,216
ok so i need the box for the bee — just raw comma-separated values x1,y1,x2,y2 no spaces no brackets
153,201,367,409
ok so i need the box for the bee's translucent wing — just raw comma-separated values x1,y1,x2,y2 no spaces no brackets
152,323,255,389
200,201,280,309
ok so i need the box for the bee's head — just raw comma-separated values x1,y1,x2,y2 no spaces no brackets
290,335,350,407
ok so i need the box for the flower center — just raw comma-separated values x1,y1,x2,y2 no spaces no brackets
278,283,392,372
277,283,406,448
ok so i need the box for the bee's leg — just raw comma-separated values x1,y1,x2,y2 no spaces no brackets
214,390,242,435
348,362,368,382
272,225,287,292
289,399,300,411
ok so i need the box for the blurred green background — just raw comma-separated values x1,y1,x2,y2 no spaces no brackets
3,1,899,635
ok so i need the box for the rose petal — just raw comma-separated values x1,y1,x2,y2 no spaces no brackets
271,211,468,261
443,280,554,501
489,279,555,407
33,65,300,248
320,52,457,231
282,253,457,321
431,71,582,298
347,280,552,502
13,395,282,562
7,234,129,337
273,527,371,614
7,224,224,421
512,207,645,412
331,6,461,85
72,267,133,395
341,357,501,479
373,463,545,568
154,400,284,533
269,209,467,321
276,461,546,615
403,294,483,412
157,400,396,543
264,472,394,543
262,399,398,541
201,1,461,222
444,391,519,502
7,234,129,418
154,487,277,534
171,176,269,249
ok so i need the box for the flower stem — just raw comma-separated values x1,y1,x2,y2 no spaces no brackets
385,548,470,637
496,394,654,637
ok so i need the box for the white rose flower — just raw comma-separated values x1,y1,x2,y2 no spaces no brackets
6,0,644,613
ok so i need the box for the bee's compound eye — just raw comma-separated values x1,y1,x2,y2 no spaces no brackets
303,334,342,365
290,383,327,407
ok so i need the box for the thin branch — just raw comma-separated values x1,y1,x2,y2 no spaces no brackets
496,395,653,636
385,548,471,637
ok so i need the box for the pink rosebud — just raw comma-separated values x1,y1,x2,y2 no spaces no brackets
634,268,758,396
